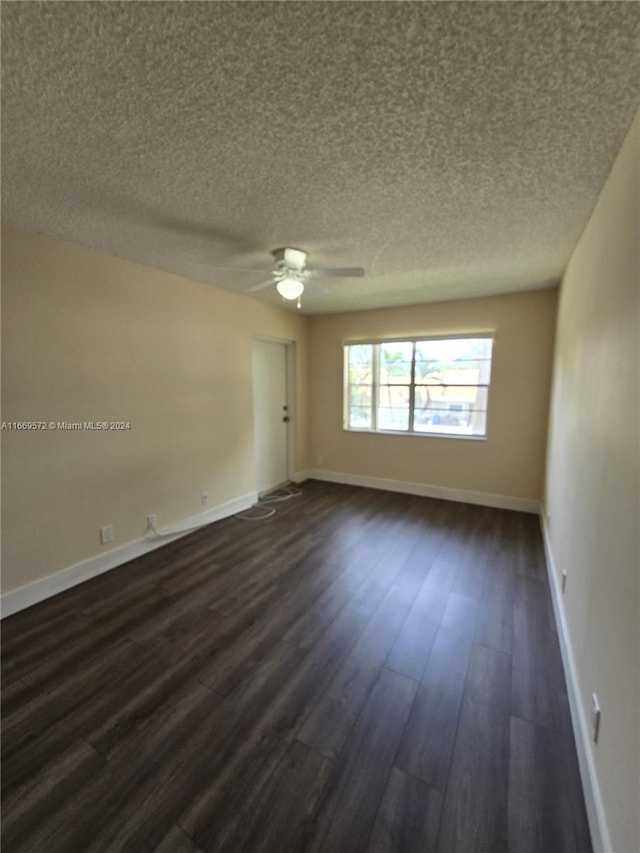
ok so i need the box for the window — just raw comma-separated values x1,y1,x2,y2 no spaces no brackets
344,336,493,438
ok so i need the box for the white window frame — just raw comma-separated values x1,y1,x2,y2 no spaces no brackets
343,333,494,440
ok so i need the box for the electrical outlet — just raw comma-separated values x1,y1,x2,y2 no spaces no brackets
562,570,567,593
591,694,601,744
99,525,114,545
147,514,158,531
317,455,324,466
201,491,209,507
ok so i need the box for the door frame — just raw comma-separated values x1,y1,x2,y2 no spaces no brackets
252,336,296,489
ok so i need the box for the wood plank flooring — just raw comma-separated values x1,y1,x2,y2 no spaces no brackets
1,480,593,853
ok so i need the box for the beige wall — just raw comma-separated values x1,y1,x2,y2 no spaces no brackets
308,289,557,502
544,111,639,853
1,225,309,593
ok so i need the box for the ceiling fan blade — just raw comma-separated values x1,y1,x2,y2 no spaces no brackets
247,278,275,293
211,266,268,273
307,267,365,278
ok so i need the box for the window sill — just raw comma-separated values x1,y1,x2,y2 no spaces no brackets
343,427,487,441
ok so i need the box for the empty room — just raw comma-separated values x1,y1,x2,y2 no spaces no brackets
1,2,638,852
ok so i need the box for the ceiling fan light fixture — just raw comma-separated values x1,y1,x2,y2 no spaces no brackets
276,277,304,300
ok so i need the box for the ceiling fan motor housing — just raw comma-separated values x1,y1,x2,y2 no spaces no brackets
273,247,307,271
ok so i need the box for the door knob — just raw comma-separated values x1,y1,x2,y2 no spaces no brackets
283,416,290,422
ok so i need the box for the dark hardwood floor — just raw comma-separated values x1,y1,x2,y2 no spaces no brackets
1,480,593,853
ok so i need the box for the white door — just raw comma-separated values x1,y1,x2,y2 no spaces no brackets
252,339,289,494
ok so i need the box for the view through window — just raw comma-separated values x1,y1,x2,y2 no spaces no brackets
345,336,493,438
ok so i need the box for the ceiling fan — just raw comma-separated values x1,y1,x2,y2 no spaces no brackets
244,248,365,307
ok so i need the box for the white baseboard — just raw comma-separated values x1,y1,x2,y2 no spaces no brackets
304,468,539,513
539,513,610,853
0,490,257,619
290,469,312,484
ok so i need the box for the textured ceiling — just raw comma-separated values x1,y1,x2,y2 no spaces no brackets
2,1,639,314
